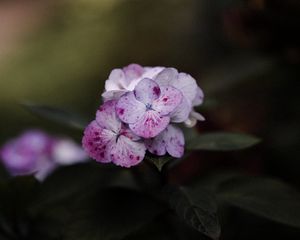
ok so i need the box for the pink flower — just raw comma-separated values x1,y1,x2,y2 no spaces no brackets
102,64,164,101
82,100,146,167
154,68,205,126
0,130,55,181
116,78,183,138
0,130,88,181
145,124,185,158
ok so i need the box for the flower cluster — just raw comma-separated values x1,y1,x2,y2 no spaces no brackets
0,130,87,181
82,64,204,167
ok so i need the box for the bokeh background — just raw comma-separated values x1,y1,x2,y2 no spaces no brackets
0,0,299,239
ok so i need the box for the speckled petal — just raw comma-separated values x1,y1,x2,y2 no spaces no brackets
134,78,161,104
154,68,178,86
145,132,166,156
170,96,192,122
96,100,121,133
192,87,204,106
82,120,115,163
129,110,170,138
116,92,146,124
110,135,146,167
152,86,183,116
165,125,185,158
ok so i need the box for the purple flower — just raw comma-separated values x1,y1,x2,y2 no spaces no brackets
116,78,183,138
0,130,88,181
145,124,185,158
82,100,146,167
154,68,205,126
0,130,55,180
102,64,164,101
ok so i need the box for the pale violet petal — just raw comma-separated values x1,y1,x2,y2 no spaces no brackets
192,87,204,106
165,125,185,158
145,133,167,156
105,69,126,91
129,110,170,138
152,86,183,116
123,64,144,85
145,125,184,158
154,68,178,86
170,96,192,123
172,73,198,103
110,135,146,168
116,92,146,124
82,120,115,163
52,139,88,165
126,66,165,91
96,100,121,133
134,78,161,104
191,111,205,121
102,90,128,101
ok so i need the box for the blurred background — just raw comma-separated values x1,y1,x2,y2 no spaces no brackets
0,0,299,239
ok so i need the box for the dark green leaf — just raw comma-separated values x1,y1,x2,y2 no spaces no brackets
217,176,300,228
145,155,174,171
186,131,260,151
165,186,221,239
63,187,166,240
21,102,88,130
32,162,123,210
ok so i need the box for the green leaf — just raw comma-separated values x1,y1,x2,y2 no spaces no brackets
32,162,123,210
217,176,300,228
21,102,88,130
165,185,221,239
63,187,166,240
145,155,174,171
186,131,260,151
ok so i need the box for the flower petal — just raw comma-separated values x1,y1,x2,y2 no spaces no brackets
116,92,146,124
145,125,184,158
52,138,88,165
184,111,205,128
154,68,178,86
123,64,144,85
192,87,204,106
102,90,128,101
110,135,146,167
145,133,166,156
134,78,161,104
105,69,126,91
165,125,185,158
96,100,121,133
152,86,183,116
127,66,165,90
129,110,170,138
170,96,192,122
172,73,198,103
82,120,115,163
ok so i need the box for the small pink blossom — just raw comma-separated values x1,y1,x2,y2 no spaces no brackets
0,130,87,181
145,124,185,158
82,100,146,167
116,78,183,138
154,68,205,126
102,64,164,101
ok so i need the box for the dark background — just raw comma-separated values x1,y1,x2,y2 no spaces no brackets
0,0,299,239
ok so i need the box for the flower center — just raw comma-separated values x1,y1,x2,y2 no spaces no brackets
145,103,153,111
